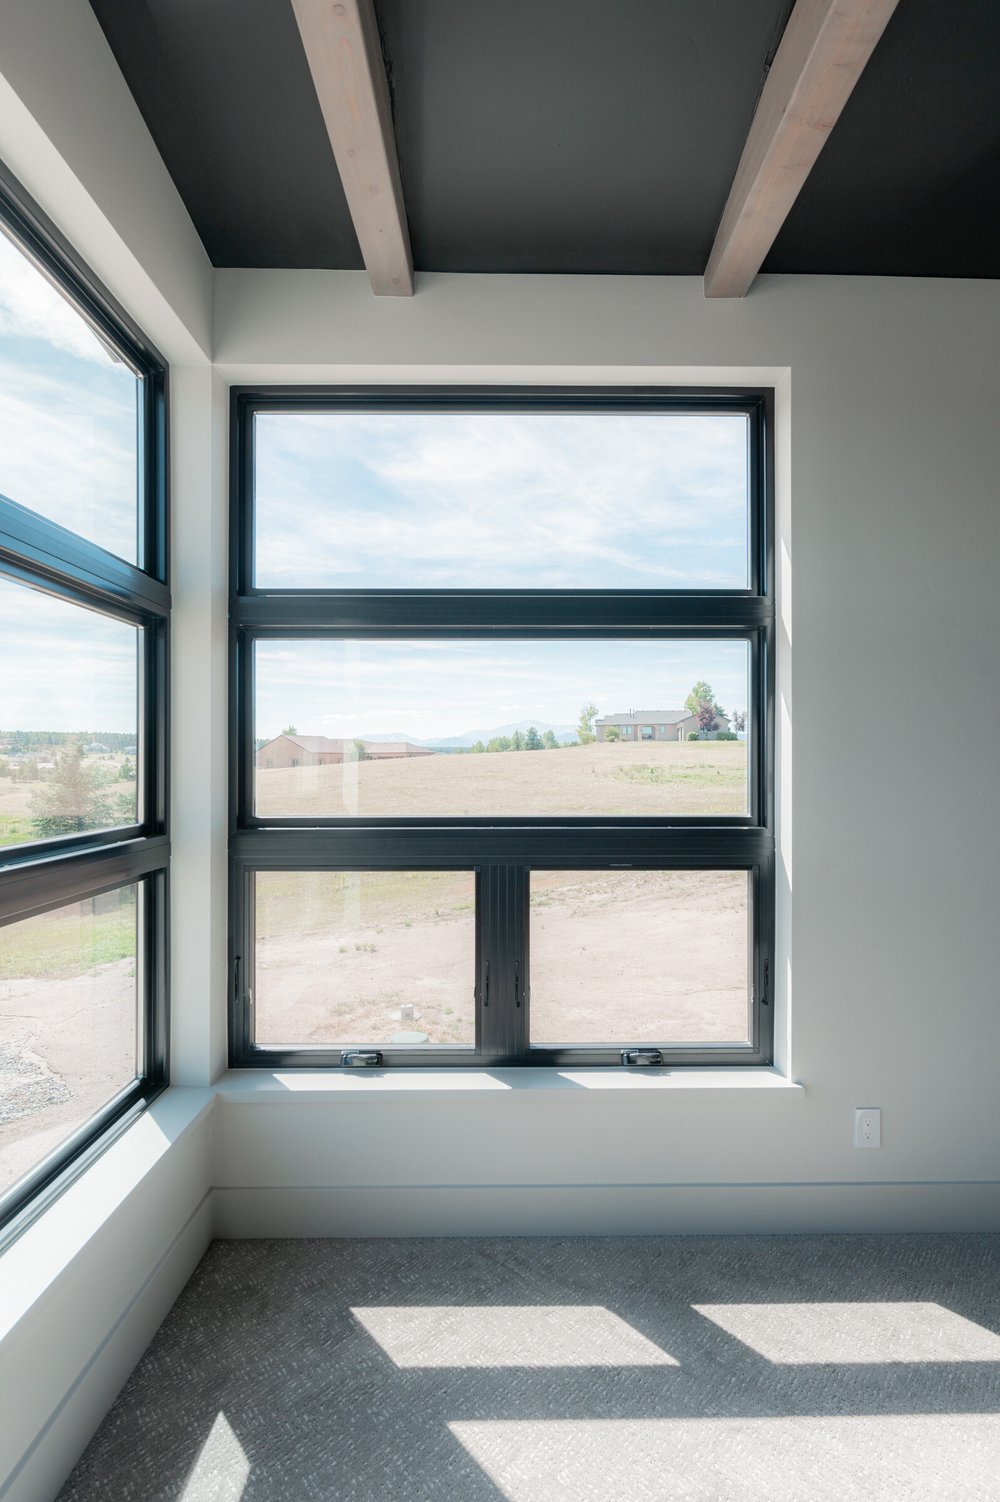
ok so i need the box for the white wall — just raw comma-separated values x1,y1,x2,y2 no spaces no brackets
0,1092,213,1502
0,0,211,363
169,366,230,1087
212,267,1000,1233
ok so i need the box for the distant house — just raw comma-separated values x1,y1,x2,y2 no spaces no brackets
595,708,731,743
364,741,436,760
83,742,111,754
255,734,434,769
255,734,345,769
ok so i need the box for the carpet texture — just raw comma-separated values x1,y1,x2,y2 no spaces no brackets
56,1234,1000,1500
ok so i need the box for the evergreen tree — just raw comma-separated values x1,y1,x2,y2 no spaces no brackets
525,725,543,750
30,742,113,837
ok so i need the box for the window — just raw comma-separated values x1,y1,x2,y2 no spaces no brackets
230,388,772,1068
0,166,168,1238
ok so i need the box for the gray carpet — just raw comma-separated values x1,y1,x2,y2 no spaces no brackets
57,1235,1000,1501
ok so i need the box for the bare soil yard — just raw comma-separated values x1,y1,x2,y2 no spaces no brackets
255,870,748,1050
0,961,136,1193
0,898,136,1195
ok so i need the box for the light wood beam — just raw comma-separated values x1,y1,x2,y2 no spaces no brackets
704,0,900,298
290,0,413,295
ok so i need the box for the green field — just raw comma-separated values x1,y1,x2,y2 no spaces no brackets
0,892,136,981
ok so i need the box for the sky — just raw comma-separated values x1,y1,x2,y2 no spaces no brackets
0,224,750,737
0,227,138,563
255,639,749,744
254,410,750,590
0,575,137,734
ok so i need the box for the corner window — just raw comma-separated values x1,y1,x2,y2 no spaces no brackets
0,166,168,1238
230,388,772,1068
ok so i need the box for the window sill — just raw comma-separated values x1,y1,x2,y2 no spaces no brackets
216,1067,803,1101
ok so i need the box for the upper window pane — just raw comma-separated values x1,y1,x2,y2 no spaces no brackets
0,577,139,848
0,226,139,562
253,410,750,589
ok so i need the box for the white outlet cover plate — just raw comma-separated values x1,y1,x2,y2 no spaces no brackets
855,1107,881,1148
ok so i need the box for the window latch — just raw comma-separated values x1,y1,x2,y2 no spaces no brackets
341,1049,382,1069
621,1048,664,1068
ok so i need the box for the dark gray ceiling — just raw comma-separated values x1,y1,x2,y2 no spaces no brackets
764,0,1000,277
89,0,999,278
89,0,363,268
377,0,791,274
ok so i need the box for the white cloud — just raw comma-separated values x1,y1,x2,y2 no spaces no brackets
0,229,118,365
253,411,749,588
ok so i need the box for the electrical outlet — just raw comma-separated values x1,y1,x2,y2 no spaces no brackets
854,1107,881,1149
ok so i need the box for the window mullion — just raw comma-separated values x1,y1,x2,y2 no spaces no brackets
478,864,529,1061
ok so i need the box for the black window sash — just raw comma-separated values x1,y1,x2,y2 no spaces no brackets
229,386,774,1070
0,165,169,1244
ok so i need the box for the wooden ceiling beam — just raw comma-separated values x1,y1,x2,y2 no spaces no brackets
290,0,413,296
704,0,901,299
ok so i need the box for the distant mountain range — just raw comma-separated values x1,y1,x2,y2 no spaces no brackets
363,720,578,750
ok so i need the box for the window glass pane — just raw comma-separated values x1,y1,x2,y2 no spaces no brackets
529,870,750,1046
254,639,749,818
254,871,476,1048
254,410,749,589
0,226,139,561
0,885,138,1197
0,578,139,847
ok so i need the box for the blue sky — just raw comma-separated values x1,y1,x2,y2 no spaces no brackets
255,410,749,589
0,227,138,732
0,575,137,734
255,639,748,743
0,228,138,564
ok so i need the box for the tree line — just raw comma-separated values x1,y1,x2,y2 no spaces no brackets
0,729,136,753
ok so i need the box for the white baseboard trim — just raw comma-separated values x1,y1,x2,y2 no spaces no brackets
1,1194,213,1502
211,1180,1000,1239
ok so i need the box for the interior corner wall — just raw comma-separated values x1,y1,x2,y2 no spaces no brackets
211,269,1000,1234
170,367,230,1087
0,0,212,363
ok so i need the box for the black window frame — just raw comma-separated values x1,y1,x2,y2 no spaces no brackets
0,164,169,1242
230,385,773,1070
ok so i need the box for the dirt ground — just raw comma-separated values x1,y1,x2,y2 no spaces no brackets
255,870,748,1050
0,961,136,1195
255,739,747,818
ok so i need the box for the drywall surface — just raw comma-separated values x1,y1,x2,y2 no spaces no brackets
0,1091,213,1502
170,367,230,1086
0,0,211,362
213,269,1000,1230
